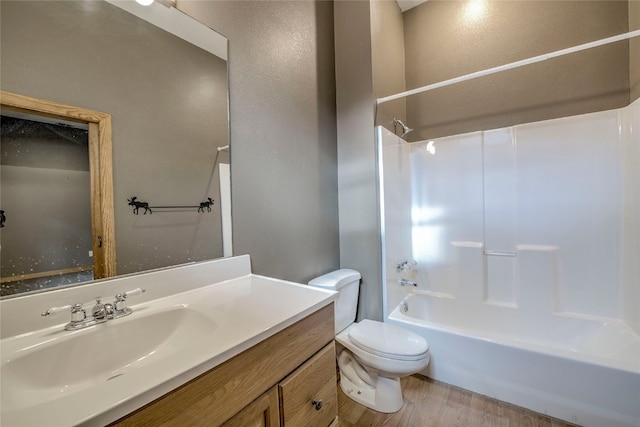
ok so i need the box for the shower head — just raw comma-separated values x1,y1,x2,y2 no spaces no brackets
393,118,413,138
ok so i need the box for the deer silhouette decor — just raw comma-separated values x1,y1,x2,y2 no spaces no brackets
128,197,152,215
127,196,215,214
198,198,215,213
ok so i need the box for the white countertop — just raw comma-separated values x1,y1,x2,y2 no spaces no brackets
0,257,336,426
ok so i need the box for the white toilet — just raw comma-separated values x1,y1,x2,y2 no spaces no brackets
309,269,430,413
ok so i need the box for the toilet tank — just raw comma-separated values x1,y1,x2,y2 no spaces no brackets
308,269,361,333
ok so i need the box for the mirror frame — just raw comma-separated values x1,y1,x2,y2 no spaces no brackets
0,90,117,280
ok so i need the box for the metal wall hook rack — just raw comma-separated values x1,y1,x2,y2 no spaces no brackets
127,196,214,215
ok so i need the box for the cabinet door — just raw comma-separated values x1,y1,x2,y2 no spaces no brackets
279,342,337,427
223,386,280,427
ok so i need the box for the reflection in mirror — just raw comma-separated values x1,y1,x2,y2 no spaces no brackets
0,0,230,298
1,113,93,294
0,91,117,297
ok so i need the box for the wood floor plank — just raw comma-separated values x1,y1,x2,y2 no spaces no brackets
337,384,367,425
401,376,435,427
420,377,452,427
337,375,578,427
353,407,387,427
469,392,509,427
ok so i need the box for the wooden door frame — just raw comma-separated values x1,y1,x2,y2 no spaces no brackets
0,90,116,279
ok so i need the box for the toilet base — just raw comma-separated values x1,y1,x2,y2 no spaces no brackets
338,369,404,413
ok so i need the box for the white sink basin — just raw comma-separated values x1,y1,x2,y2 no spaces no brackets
0,257,337,427
1,305,216,411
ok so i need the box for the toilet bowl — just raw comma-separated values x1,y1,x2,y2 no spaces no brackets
308,269,430,413
335,320,429,412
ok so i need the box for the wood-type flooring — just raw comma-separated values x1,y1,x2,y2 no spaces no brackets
336,375,579,427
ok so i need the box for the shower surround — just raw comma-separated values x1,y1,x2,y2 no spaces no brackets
378,100,639,427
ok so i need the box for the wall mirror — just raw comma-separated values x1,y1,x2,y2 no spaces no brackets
0,0,230,298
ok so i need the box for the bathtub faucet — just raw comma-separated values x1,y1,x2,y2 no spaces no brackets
400,278,417,287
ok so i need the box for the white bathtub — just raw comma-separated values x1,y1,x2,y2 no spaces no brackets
387,293,640,427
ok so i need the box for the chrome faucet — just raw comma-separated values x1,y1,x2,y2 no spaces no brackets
70,303,86,324
41,288,146,331
396,258,417,272
400,278,418,287
91,298,114,322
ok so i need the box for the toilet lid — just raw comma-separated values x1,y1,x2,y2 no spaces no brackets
348,319,429,361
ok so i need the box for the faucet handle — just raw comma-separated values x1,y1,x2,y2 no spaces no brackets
124,288,146,298
114,293,127,312
396,258,418,272
70,303,86,323
42,302,86,326
115,288,146,302
113,288,146,316
114,287,145,302
41,304,72,317
42,297,96,317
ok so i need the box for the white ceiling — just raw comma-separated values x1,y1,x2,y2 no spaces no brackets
396,0,428,13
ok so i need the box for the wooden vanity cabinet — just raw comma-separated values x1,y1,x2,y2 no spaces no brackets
224,342,337,427
222,386,280,427
279,341,337,427
111,303,336,427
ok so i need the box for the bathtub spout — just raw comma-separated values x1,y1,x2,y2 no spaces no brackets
400,278,417,287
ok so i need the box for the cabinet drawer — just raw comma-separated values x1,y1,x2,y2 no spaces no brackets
278,342,337,427
222,386,280,427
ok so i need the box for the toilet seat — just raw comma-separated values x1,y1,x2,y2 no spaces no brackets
347,319,429,361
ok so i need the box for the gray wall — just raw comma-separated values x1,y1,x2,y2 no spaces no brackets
333,0,408,321
1,124,92,277
371,0,406,130
333,0,382,321
631,0,640,101
403,0,632,140
178,1,340,284
1,1,228,276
